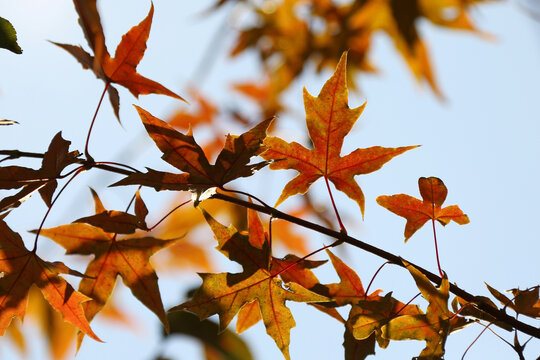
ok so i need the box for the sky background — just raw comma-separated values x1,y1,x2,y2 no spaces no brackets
1,1,539,359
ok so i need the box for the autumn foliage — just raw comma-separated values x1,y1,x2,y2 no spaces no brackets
0,1,539,360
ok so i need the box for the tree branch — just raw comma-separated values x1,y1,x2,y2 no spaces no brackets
211,192,540,340
1,148,538,339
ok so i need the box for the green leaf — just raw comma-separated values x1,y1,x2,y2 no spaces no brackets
0,17,22,54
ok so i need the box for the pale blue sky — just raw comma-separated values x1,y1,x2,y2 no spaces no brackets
1,1,539,359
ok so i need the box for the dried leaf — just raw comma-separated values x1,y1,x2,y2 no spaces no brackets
53,3,184,120
113,107,272,195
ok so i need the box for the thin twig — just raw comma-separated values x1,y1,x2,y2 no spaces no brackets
85,82,110,161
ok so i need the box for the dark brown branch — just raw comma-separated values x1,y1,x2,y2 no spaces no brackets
0,149,47,160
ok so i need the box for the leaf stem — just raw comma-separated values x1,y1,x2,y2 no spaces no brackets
125,186,142,212
148,199,191,231
364,261,391,298
220,187,273,211
461,323,492,360
272,238,342,279
85,82,110,162
323,176,346,233
32,166,85,252
394,292,421,316
431,219,444,278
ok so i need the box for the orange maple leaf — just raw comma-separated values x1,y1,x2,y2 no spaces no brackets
261,52,417,215
38,189,175,348
52,3,184,120
321,250,382,306
381,261,470,359
171,208,329,359
376,176,470,241
0,219,100,343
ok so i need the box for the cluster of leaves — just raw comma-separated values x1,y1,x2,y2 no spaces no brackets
215,0,491,116
0,1,538,360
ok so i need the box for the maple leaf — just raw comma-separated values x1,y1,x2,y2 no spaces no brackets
381,261,470,359
319,250,382,306
53,2,184,120
0,132,80,213
74,188,148,234
376,176,470,241
316,251,416,356
37,189,175,348
171,208,329,359
486,284,540,319
113,106,272,195
349,292,422,350
0,219,100,342
451,295,513,331
261,52,417,215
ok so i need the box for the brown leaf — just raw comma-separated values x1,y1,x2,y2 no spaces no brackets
113,107,272,195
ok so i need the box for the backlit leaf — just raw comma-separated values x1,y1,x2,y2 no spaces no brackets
53,3,184,121
0,220,100,342
171,209,329,359
377,177,469,241
0,132,80,212
486,284,540,319
261,53,417,215
381,261,470,359
113,107,272,195
38,190,175,348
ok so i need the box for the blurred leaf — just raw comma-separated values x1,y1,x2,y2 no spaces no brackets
166,310,253,360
